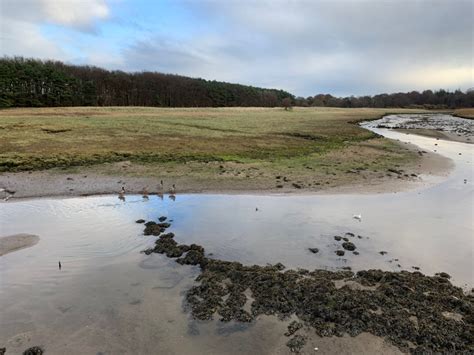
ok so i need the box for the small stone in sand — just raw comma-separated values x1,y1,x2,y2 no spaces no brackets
308,248,319,254
335,250,345,256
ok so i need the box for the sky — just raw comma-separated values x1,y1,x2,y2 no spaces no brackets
0,0,472,96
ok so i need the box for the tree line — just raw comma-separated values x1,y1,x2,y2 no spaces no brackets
0,56,472,108
0,57,292,108
295,90,473,109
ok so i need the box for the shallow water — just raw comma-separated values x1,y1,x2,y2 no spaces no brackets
0,115,473,354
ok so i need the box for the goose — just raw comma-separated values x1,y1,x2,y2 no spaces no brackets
170,184,176,195
353,214,362,221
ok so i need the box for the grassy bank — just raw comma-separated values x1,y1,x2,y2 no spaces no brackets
453,108,474,119
0,107,437,191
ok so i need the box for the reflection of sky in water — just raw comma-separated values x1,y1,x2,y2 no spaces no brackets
0,119,473,295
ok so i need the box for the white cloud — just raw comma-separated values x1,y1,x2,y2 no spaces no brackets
40,0,109,29
0,18,64,59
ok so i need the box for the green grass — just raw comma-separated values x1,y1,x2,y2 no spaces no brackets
0,106,435,189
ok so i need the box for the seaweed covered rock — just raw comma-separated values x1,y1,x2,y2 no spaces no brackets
23,347,43,355
139,218,474,354
286,335,306,353
342,242,356,251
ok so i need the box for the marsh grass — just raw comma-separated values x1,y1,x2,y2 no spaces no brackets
0,107,433,188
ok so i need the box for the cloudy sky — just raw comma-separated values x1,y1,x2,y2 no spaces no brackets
1,0,472,96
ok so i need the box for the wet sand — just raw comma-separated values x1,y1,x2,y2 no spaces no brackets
0,234,39,257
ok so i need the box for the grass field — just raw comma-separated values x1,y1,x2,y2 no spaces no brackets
0,106,445,191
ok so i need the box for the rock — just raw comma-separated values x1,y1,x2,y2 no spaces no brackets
276,184,284,188
335,250,345,256
345,232,355,237
342,242,356,251
135,219,145,224
379,251,388,255
342,237,349,242
23,347,43,355
286,335,306,353
308,248,319,254
285,321,303,336
334,236,342,241
353,251,359,255
292,183,302,189
0,348,5,355
158,216,167,222
435,272,451,279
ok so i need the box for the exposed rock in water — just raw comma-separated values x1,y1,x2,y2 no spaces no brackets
140,218,474,354
286,334,306,353
23,347,43,355
135,219,145,224
334,236,342,241
436,272,451,279
308,248,319,254
342,242,356,251
285,320,303,337
379,251,388,255
158,216,167,222
335,250,345,256
345,232,355,237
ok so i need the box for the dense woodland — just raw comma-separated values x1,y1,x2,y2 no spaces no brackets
1,57,472,108
0,57,292,107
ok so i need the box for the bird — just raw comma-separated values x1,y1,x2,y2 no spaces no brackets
142,187,149,199
353,214,362,221
158,180,164,191
118,185,126,201
58,261,62,270
170,184,176,195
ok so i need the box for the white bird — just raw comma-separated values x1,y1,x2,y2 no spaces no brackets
353,214,362,221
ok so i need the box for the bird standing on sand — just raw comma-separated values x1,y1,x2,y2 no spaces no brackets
170,184,176,195
58,261,62,270
142,187,149,199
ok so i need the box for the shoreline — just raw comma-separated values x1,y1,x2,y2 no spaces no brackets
0,139,452,201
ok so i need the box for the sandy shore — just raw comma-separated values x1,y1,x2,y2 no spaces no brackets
0,140,452,200
0,234,40,256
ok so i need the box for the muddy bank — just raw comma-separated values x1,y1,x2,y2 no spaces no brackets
0,234,39,257
141,218,473,354
0,143,452,199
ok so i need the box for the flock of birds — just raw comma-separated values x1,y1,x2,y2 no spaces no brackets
118,180,176,201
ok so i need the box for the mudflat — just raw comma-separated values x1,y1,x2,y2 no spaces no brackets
0,234,40,256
